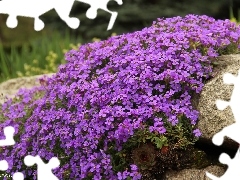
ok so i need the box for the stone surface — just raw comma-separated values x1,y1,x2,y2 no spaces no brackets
0,73,55,104
164,165,226,180
197,54,240,146
0,55,239,179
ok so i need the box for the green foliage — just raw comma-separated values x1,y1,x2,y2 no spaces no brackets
218,42,240,55
0,15,48,48
0,30,82,83
230,6,240,24
0,32,114,84
108,111,198,173
0,172,12,180
37,0,228,43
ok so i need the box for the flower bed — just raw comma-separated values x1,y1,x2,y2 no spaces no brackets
0,15,240,180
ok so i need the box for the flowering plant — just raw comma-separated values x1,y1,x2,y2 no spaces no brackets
0,14,240,179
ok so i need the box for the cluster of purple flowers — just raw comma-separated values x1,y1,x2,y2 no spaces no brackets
0,14,240,179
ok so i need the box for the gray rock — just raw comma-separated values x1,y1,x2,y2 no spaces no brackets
197,54,240,147
0,73,55,104
0,55,239,179
164,165,226,180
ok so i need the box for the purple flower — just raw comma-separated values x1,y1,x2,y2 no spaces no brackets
117,170,129,180
193,129,202,137
130,164,138,171
0,14,239,179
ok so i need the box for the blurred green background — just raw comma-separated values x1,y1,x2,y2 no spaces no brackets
0,0,239,83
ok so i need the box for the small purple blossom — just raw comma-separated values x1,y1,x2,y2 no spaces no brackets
193,129,202,137
0,14,239,179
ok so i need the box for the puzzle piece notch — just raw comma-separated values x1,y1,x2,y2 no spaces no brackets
0,126,15,146
211,70,240,146
77,0,123,30
216,70,240,121
0,0,123,31
24,155,60,180
12,172,24,180
206,148,240,180
0,127,60,179
211,123,240,146
0,126,20,179
207,70,240,179
0,160,8,171
0,0,80,31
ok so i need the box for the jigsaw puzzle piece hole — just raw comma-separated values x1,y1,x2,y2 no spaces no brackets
223,73,236,84
34,18,45,31
212,133,224,146
24,155,35,166
12,172,24,180
219,153,231,165
66,17,80,29
6,16,18,28
86,8,97,19
49,157,60,168
216,100,229,110
206,172,219,180
0,160,8,171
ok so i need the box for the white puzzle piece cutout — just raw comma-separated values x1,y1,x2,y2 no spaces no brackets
24,155,60,180
12,172,25,180
0,126,60,179
0,126,15,175
0,0,79,31
206,149,240,180
0,0,123,31
0,126,15,146
77,0,123,30
212,71,240,146
206,69,240,179
0,126,15,171
0,159,8,171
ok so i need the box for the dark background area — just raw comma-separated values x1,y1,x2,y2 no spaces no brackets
0,0,240,47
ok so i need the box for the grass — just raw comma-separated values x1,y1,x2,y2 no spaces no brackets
0,15,48,48
229,6,240,24
0,32,118,84
0,7,238,85
0,30,82,83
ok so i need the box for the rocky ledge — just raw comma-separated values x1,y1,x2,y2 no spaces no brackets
1,55,240,179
